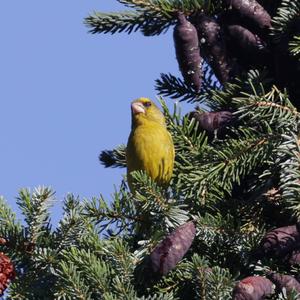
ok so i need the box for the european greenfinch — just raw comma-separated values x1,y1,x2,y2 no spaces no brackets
126,98,175,192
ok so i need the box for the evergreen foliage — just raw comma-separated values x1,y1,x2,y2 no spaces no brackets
1,0,300,299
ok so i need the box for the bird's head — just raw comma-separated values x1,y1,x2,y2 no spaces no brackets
131,97,166,128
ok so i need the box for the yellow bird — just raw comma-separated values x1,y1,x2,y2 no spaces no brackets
126,98,175,193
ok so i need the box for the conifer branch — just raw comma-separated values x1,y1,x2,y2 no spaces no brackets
119,0,168,13
0,196,23,253
55,194,87,250
159,98,208,152
55,261,93,299
85,10,174,36
174,129,279,205
233,84,300,134
85,0,219,36
131,171,190,226
207,69,272,111
155,73,202,102
99,145,126,168
271,0,300,43
16,187,54,244
118,0,215,15
278,133,300,219
290,35,300,57
207,134,272,192
85,11,151,34
155,65,220,103
84,184,137,235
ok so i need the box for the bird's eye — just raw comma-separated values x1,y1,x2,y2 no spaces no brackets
144,102,152,108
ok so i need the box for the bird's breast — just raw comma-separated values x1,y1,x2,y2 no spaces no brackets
126,123,174,186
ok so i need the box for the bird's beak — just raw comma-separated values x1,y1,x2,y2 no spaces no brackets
131,102,145,114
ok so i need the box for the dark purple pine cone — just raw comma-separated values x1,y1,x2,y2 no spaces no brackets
268,273,300,295
188,110,234,140
255,225,300,259
224,0,271,30
173,12,202,92
225,24,269,68
193,14,238,84
232,276,274,300
287,249,300,265
150,221,196,275
226,25,267,53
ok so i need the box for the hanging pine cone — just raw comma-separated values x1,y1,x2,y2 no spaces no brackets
268,273,300,295
188,110,234,140
255,225,300,259
226,25,266,51
173,12,202,92
224,0,271,30
287,249,300,265
193,14,238,84
232,276,274,300
150,221,196,275
225,24,268,67
0,252,15,296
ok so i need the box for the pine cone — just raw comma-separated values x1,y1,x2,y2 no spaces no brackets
0,252,15,296
224,0,271,30
232,276,274,300
227,25,265,50
173,12,202,92
193,14,238,84
187,110,234,140
255,225,300,258
287,249,300,265
0,238,6,246
268,273,300,295
150,221,196,275
225,24,269,67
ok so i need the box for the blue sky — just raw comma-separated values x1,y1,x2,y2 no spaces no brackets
0,1,187,224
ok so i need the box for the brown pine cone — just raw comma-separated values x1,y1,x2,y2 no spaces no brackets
0,238,7,246
255,225,300,259
187,110,234,141
150,221,196,275
173,12,202,92
233,276,274,300
268,273,300,295
193,14,238,84
223,0,271,30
